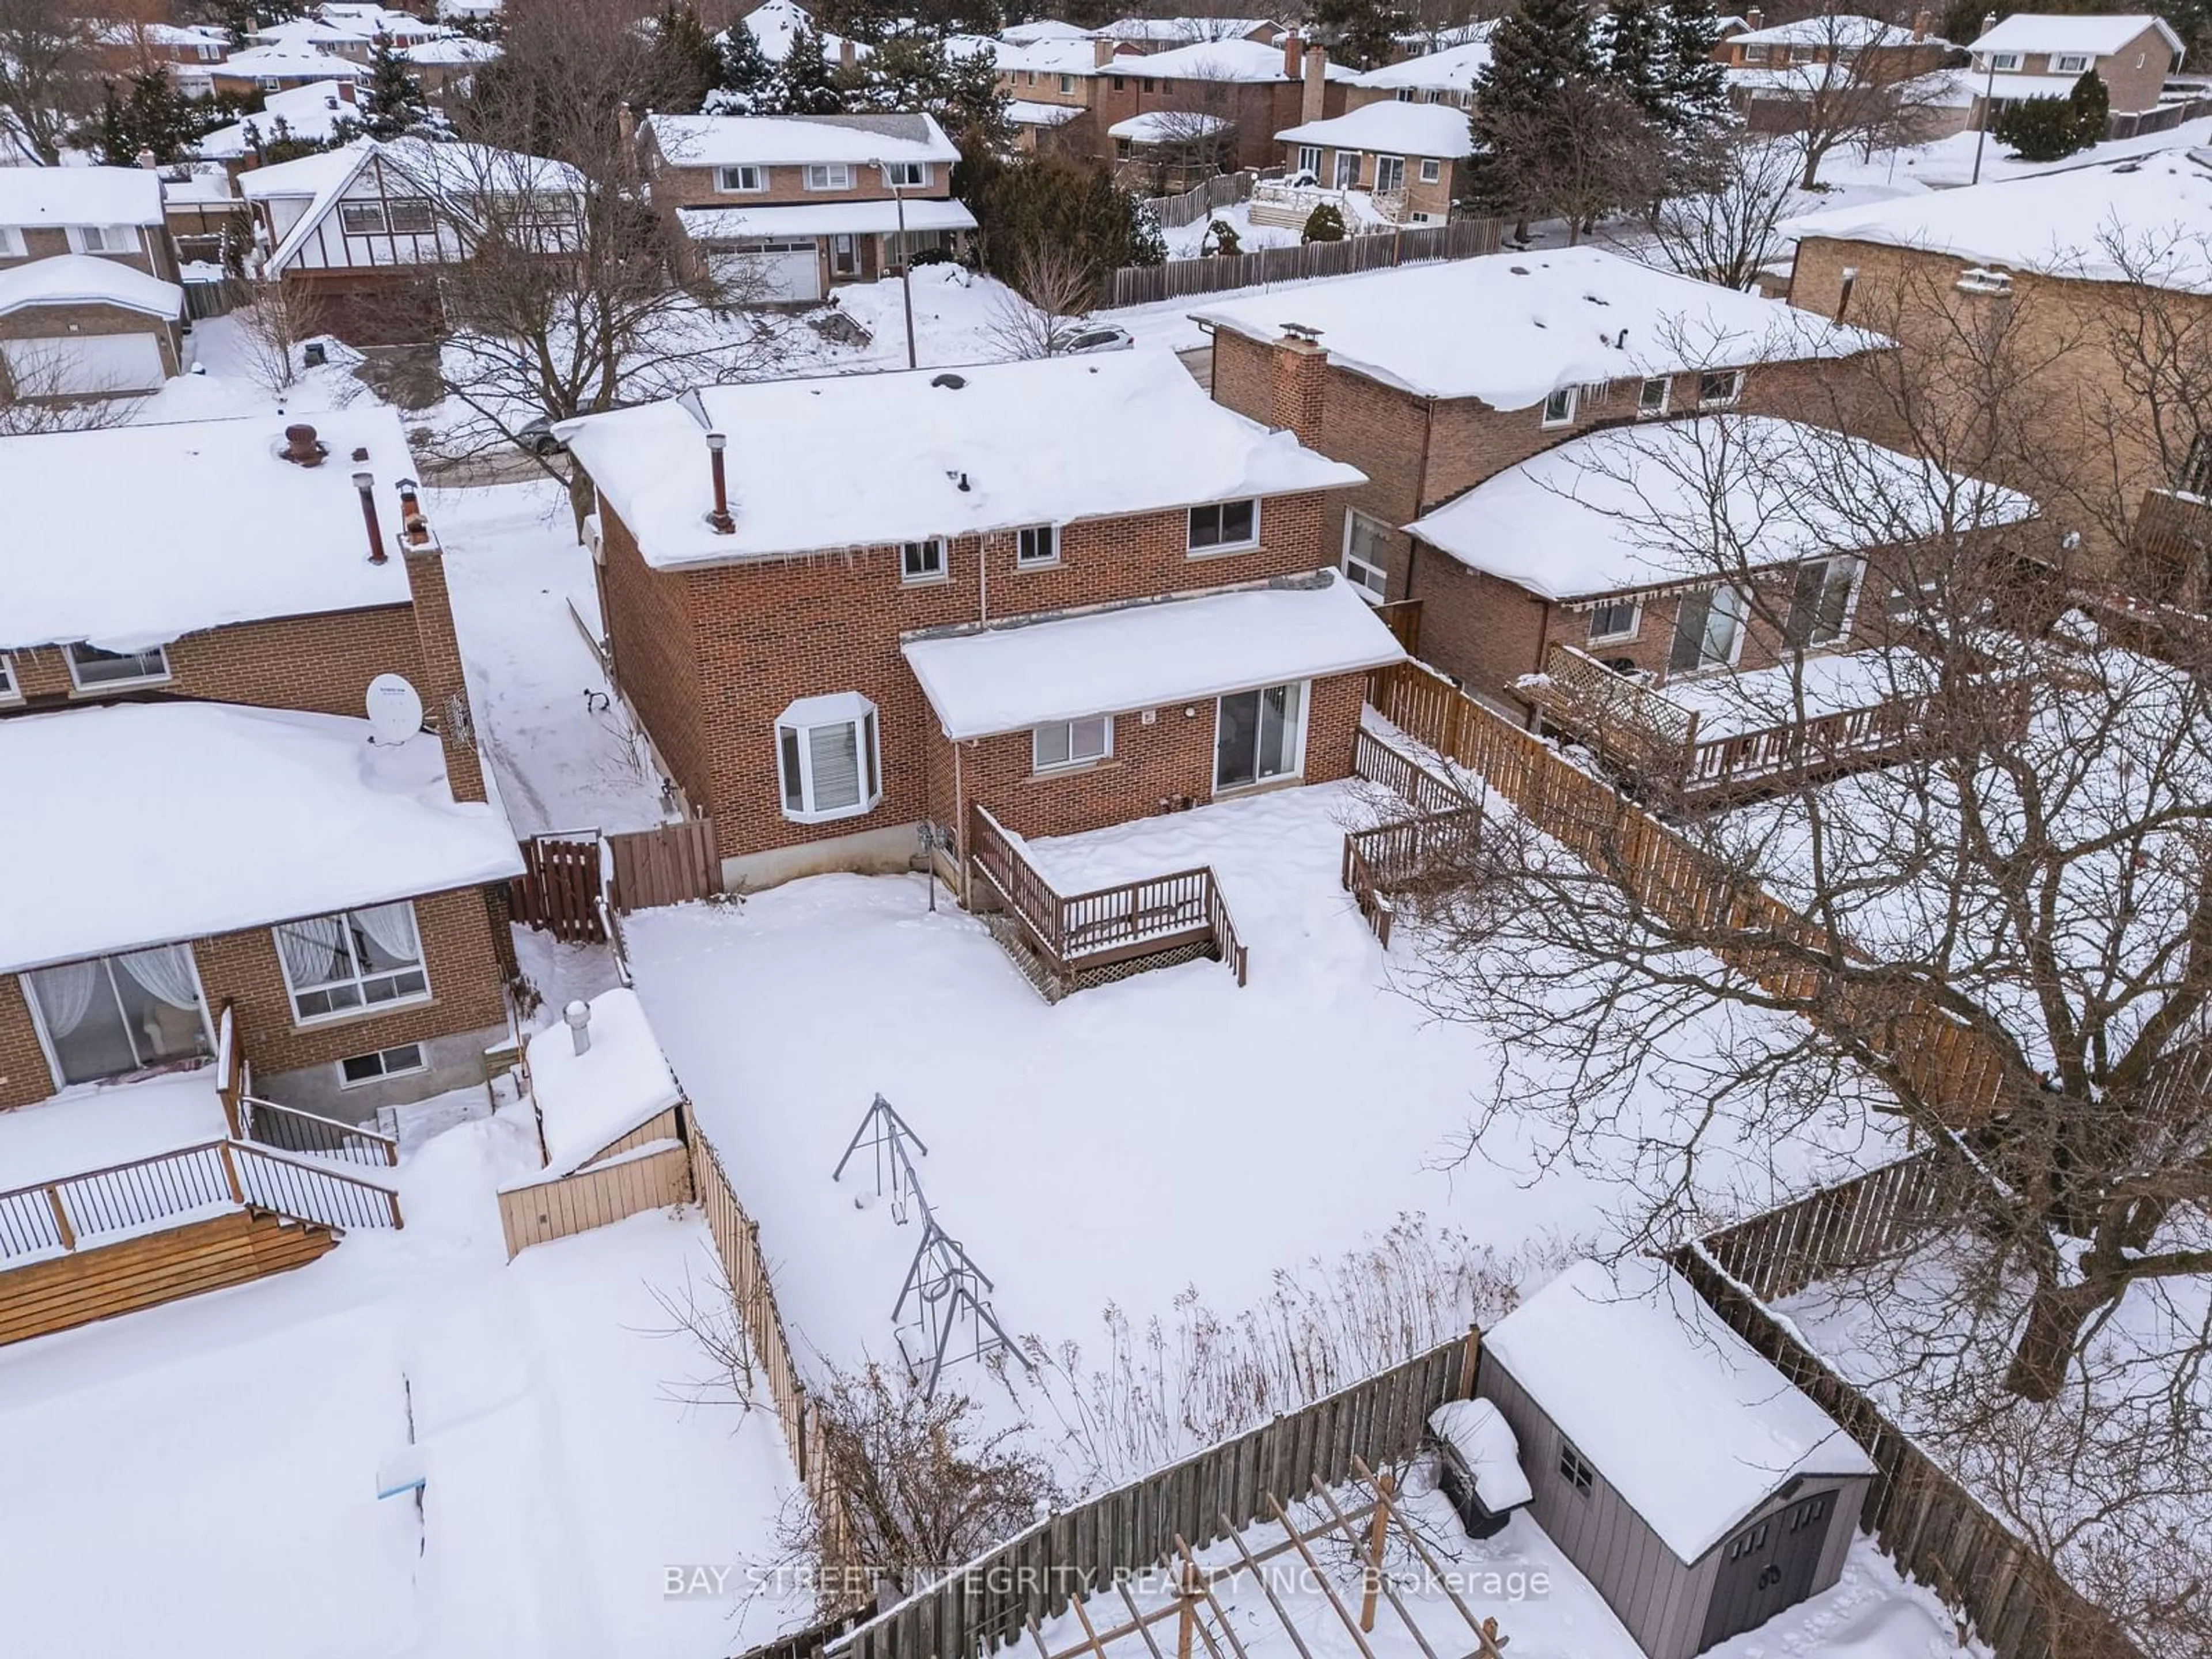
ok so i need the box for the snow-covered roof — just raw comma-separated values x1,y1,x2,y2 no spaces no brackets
558,350,1363,567
0,408,420,653
1109,110,1231,142
902,573,1404,740
0,702,521,975
194,80,359,157
0,165,165,229
1429,1399,1534,1513
1484,1258,1877,1563
252,17,372,46
243,137,581,270
99,20,231,48
525,988,685,1179
990,36,1103,74
679,196,976,240
397,36,499,64
1098,15,1281,42
737,0,868,63
1405,415,2035,600
1349,37,1493,90
1969,11,2182,58
1277,100,1474,157
216,42,366,75
161,161,241,204
0,253,181,320
1001,18,1095,41
1731,12,1925,47
646,111,959,168
1130,36,1351,82
1193,247,1885,409
1781,148,2212,290
1007,98,1085,127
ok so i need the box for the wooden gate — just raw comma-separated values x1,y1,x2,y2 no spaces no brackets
608,818,719,912
512,835,607,942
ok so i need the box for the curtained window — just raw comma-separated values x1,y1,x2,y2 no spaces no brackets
274,902,430,1022
24,945,208,1085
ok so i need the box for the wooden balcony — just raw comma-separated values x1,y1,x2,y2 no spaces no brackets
1521,642,1936,805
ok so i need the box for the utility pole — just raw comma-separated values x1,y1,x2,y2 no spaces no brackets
876,157,918,370
1970,12,1998,185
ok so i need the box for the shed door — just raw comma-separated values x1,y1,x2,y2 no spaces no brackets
1698,1489,1833,1653
0,331,166,393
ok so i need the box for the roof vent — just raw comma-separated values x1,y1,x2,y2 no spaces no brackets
1584,293,1610,306
931,373,966,389
281,422,325,466
1509,264,1531,275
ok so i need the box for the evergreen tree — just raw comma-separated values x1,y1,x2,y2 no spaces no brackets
1308,0,1413,71
1655,0,1733,132
359,34,429,139
716,15,778,111
89,68,213,165
1594,0,1666,121
972,153,1161,296
1991,92,2084,160
2067,66,2110,145
775,22,846,113
647,2,725,113
1467,0,1597,220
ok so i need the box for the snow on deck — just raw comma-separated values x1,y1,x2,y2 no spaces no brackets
0,1070,231,1190
1662,647,1926,741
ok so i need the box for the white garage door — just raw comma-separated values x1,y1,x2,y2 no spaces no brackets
0,331,167,394
710,242,821,304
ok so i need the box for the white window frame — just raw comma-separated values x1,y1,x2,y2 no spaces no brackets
1586,599,1641,644
1372,153,1406,194
1031,714,1112,773
2050,52,2090,73
274,903,433,1026
804,162,854,191
66,641,171,690
70,223,141,255
1418,157,1441,183
774,691,882,824
1212,680,1308,793
1342,509,1390,601
1788,554,1865,649
338,1040,427,1088
0,226,25,257
901,537,947,583
717,164,766,193
1540,385,1578,427
1016,524,1059,567
1188,498,1260,554
259,75,283,90
1296,143,1321,176
0,652,17,703
1636,376,1670,418
1668,584,1751,676
1986,51,2021,70
23,946,214,1089
1057,73,1075,93
1698,368,1744,408
1740,41,1770,63
882,160,930,187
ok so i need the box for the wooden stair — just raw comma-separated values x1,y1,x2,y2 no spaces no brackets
0,1208,339,1347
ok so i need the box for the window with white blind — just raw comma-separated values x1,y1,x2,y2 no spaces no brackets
66,641,170,689
1032,714,1111,772
274,903,430,1022
775,692,881,823
1342,510,1389,600
70,224,140,255
804,162,854,191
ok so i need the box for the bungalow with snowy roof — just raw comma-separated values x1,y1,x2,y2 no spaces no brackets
1267,100,1473,225
554,350,1402,897
240,136,583,344
1476,1259,1877,1659
641,112,972,302
0,166,184,399
1964,12,2183,123
1402,414,2037,798
207,41,367,96
1781,147,2212,602
1194,248,1892,677
1094,33,1353,173
93,19,233,97
194,77,362,162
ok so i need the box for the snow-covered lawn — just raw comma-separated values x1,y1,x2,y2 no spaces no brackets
0,1105,807,1659
624,782,1897,1458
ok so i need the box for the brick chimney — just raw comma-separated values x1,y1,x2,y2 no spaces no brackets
839,36,857,69
1745,7,1764,30
1270,327,1329,451
1302,44,1328,123
1094,37,1115,68
393,499,488,804
1911,9,1931,40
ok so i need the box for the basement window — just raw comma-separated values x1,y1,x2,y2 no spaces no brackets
1540,385,1578,427
339,1041,427,1086
66,641,171,689
775,692,881,823
1559,1437,1596,1497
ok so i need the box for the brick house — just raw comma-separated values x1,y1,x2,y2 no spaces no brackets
0,166,184,399
94,19,233,99
1781,149,2212,600
241,136,583,344
1272,100,1472,224
1343,37,1492,111
1717,10,1950,75
1094,35,1350,175
1195,247,1889,687
992,37,1115,155
1964,12,2183,120
0,410,520,1123
1719,11,1963,135
642,113,974,304
557,350,1402,892
208,42,367,97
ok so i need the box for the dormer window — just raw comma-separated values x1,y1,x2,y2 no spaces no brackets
717,164,765,192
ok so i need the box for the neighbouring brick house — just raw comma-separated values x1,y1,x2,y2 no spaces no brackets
1096,35,1351,175
1342,37,1491,111
558,350,1402,891
1273,100,1472,223
1195,247,1891,690
1781,149,2212,600
0,410,521,1123
1964,12,2183,121
208,41,366,97
1717,10,1950,75
990,36,1116,155
0,165,184,398
241,136,583,344
642,112,974,303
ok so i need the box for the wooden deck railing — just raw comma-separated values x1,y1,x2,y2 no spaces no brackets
1527,641,1702,751
1684,694,1930,789
1342,727,1485,948
967,803,1248,987
0,1137,403,1267
237,1095,400,1167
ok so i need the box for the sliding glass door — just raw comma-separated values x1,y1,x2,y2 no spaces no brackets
24,946,211,1086
1215,683,1306,791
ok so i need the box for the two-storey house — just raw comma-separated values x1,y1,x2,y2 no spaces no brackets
0,166,183,398
990,36,1113,155
0,408,520,1127
1095,35,1351,175
1717,10,1949,75
1343,37,1492,110
556,349,1400,892
241,136,583,344
1964,12,2183,122
642,113,972,304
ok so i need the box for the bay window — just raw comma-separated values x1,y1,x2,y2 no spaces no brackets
1214,681,1305,790
1033,714,1111,772
775,692,881,823
24,945,210,1086
275,902,430,1022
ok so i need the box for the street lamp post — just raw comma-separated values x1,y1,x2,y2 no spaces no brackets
874,157,918,371
1970,11,1999,186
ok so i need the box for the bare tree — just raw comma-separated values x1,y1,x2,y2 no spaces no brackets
0,0,101,164
1128,75,1238,195
980,241,1097,359
230,279,331,393
1479,75,1665,244
0,344,142,433
1642,134,1802,290
1743,20,1956,190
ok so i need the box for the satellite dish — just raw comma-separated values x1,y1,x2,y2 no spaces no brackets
366,673,424,745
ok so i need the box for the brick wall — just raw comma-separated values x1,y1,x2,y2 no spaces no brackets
0,885,508,1111
594,506,712,815
645,148,956,212
1276,142,1461,220
1093,74,1346,172
1981,31,2172,113
0,228,162,280
945,667,1369,842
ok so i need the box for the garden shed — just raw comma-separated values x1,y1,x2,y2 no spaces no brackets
1475,1258,1876,1659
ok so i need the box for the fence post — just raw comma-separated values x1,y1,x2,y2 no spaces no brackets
218,1141,246,1206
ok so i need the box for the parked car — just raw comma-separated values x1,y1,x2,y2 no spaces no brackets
514,415,567,457
1063,324,1135,355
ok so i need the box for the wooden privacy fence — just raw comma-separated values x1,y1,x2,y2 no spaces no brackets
1672,1238,2146,1659
1140,169,1256,230
1367,660,2014,1127
513,832,606,942
498,1103,693,1257
824,1331,1479,1659
512,817,721,942
1107,217,1501,308
610,816,719,911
